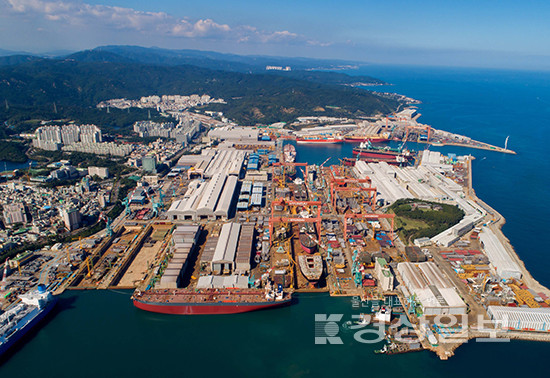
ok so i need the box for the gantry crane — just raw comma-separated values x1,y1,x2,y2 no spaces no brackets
403,124,433,142
271,162,309,187
327,168,377,211
269,198,322,243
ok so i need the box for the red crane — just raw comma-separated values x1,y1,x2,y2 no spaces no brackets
269,198,322,243
403,124,433,142
327,167,376,211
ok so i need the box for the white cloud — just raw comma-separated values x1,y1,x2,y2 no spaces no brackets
3,0,322,44
170,18,231,38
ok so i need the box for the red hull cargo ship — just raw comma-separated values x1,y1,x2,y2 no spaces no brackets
132,287,291,315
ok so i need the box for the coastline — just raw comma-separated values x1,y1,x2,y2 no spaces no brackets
467,157,550,296
412,157,550,359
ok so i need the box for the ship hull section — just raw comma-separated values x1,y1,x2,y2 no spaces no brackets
133,298,291,315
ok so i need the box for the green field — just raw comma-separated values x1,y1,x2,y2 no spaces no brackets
389,199,464,244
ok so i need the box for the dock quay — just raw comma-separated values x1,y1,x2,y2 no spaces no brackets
282,107,516,155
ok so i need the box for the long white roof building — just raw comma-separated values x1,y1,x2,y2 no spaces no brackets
398,262,467,316
479,227,522,280
488,306,550,332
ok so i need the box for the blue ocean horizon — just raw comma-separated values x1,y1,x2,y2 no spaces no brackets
1,65,550,377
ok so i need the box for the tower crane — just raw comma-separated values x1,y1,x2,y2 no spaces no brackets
99,212,114,236
122,196,131,216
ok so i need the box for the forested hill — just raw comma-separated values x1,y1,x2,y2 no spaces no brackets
0,51,400,125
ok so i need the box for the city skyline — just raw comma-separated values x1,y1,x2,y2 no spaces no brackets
1,0,550,70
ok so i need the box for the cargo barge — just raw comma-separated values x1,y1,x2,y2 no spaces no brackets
0,285,57,357
132,284,291,315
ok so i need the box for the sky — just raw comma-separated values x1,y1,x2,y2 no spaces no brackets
1,0,549,70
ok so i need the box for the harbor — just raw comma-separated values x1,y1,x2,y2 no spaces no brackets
2,117,547,361
288,108,516,155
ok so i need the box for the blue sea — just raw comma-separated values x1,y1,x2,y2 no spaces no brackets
1,66,550,376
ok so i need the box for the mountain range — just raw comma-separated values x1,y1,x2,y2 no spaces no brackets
0,46,398,127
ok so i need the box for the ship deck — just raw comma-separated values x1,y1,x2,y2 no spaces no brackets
136,289,276,304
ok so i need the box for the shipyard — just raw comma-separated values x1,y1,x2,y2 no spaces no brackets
0,106,546,361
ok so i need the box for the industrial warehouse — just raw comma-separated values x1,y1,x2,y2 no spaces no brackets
397,262,467,316
167,173,239,221
487,306,550,332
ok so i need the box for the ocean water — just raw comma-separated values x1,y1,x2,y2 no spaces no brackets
2,66,550,376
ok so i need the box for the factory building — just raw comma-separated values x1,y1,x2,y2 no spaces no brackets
167,181,208,221
250,182,264,207
207,126,259,142
196,275,249,289
214,175,238,220
487,306,550,332
235,223,254,273
176,149,246,179
479,227,522,280
196,222,253,278
196,173,227,220
353,158,486,248
354,161,413,205
211,223,240,274
397,262,467,316
167,174,239,221
431,214,478,247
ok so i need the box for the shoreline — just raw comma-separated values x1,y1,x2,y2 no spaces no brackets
467,158,550,296
421,157,550,359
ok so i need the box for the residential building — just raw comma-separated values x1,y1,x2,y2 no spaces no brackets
61,207,82,231
88,166,109,179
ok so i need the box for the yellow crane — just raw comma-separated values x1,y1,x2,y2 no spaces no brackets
85,257,93,278
285,240,296,290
